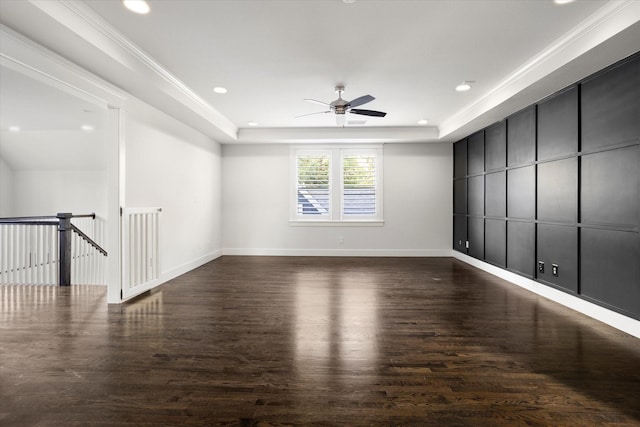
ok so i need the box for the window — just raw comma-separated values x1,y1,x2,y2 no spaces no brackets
292,145,383,223
296,151,331,216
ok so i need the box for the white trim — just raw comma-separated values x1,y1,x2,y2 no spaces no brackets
222,248,451,257
107,108,124,304
158,250,222,286
56,0,209,111
289,220,384,227
0,24,127,108
439,0,640,139
453,252,640,339
239,127,440,144
119,250,223,302
291,143,385,151
27,0,237,142
291,145,384,222
120,277,162,302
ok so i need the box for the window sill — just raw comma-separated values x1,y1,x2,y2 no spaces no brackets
289,220,384,227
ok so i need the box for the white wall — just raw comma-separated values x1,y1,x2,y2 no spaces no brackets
125,103,222,281
11,170,107,217
0,156,13,217
222,142,452,255
1,125,108,220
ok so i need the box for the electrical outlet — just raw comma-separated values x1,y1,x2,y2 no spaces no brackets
538,261,544,273
552,264,559,277
465,240,469,249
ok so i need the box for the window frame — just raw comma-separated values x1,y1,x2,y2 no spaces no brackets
290,144,384,225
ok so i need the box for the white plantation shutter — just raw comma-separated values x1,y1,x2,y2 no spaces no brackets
342,153,377,216
292,146,383,222
296,152,330,216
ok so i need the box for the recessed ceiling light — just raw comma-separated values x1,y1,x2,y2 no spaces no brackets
213,87,228,94
81,124,95,132
8,125,21,132
342,0,357,3
122,0,150,14
554,0,575,4
248,121,259,127
455,81,473,92
418,119,429,125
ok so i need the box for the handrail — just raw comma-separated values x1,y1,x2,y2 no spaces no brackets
70,224,107,256
0,219,59,226
0,212,96,222
69,213,96,220
0,217,58,224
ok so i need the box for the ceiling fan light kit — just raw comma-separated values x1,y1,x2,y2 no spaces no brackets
299,85,387,126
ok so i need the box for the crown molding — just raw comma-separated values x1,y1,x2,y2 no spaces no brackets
28,0,237,141
0,24,127,109
237,126,440,144
439,0,640,140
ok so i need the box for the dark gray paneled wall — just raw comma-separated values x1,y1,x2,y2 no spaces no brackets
452,52,640,320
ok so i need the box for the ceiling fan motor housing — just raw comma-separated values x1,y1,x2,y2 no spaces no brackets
331,85,348,112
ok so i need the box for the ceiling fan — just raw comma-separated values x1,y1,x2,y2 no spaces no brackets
298,85,387,126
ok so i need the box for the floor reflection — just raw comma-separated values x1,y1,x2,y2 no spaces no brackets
0,284,106,323
294,269,379,383
294,270,332,364
338,272,378,372
119,290,164,336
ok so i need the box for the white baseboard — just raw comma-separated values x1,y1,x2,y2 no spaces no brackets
159,249,223,284
126,248,639,339
222,248,453,257
453,252,640,339
114,250,223,303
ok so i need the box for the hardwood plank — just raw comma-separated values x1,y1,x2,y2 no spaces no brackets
1,257,639,426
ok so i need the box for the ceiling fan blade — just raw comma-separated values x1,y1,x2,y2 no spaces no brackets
348,94,375,108
304,98,331,107
350,109,387,117
295,111,332,118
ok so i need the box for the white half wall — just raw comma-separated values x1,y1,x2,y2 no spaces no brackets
222,142,452,256
0,156,13,216
124,102,222,283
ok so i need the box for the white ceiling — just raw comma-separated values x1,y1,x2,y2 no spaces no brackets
85,0,609,128
1,0,639,145
0,65,105,132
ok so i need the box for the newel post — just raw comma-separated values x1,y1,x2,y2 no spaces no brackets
57,213,72,286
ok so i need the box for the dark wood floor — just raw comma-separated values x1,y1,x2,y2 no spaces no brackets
1,257,639,426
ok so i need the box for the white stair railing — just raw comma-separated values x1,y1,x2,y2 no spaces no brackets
0,222,59,285
71,215,107,285
0,213,107,286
